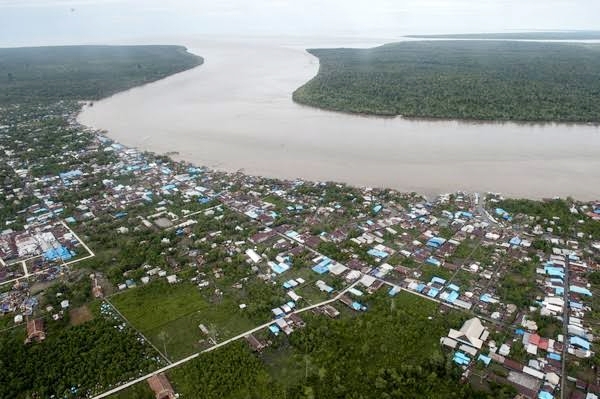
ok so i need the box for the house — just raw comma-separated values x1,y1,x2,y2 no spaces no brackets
447,317,489,350
286,313,306,328
321,304,340,318
25,319,46,344
147,373,176,399
92,282,103,298
245,334,267,352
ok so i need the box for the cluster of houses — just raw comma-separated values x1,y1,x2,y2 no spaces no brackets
3,105,600,398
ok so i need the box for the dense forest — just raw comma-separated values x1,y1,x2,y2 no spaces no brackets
293,41,600,122
0,316,162,398
0,45,202,104
406,31,600,40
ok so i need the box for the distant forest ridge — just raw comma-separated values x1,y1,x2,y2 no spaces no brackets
293,40,600,122
406,31,600,40
0,45,203,104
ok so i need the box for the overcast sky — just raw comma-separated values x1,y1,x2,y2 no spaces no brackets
1,0,600,47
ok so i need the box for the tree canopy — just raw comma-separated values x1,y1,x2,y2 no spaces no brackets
0,45,202,104
293,41,600,122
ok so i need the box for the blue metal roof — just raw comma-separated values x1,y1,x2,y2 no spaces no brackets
445,290,460,303
569,336,591,350
477,354,491,366
570,285,593,297
426,257,441,267
431,276,447,285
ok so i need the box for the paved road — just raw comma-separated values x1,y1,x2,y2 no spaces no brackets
561,255,570,399
476,193,499,225
61,220,96,257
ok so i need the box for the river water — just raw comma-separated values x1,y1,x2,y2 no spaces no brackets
78,37,600,200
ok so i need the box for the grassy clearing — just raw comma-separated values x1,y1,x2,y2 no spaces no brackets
111,280,257,359
110,281,206,331
419,264,453,283
145,299,256,360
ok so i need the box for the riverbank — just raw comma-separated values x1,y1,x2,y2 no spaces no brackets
78,38,600,201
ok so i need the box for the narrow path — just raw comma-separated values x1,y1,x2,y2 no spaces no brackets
61,220,95,257
21,261,28,278
91,280,359,399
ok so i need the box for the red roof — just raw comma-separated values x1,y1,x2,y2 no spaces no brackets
529,334,541,346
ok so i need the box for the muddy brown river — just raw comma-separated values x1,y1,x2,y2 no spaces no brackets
78,37,600,200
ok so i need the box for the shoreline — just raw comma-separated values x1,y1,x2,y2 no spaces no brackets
77,106,598,203
76,38,600,202
291,95,600,126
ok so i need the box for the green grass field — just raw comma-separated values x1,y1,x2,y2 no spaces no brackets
110,281,256,359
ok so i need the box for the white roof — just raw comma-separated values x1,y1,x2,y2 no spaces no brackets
359,274,376,287
440,337,458,348
448,328,483,350
287,290,302,302
459,344,478,356
523,366,544,380
329,263,348,276
461,317,485,340
499,344,511,356
245,249,261,264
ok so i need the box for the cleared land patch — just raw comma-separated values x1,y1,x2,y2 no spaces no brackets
69,305,94,326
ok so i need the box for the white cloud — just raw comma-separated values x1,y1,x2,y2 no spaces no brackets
1,0,600,46
0,0,122,7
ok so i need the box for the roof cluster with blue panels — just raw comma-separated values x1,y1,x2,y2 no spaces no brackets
426,237,447,248
426,257,441,267
368,249,389,259
453,352,470,365
43,245,73,262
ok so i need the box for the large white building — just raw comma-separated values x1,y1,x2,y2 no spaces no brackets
444,317,489,350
